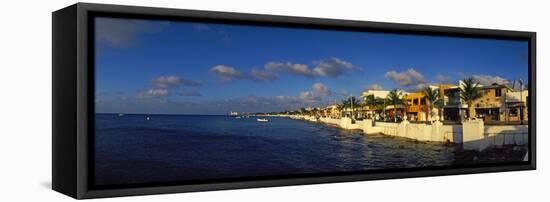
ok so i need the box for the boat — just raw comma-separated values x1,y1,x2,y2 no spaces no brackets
146,116,151,121
117,113,124,117
235,116,242,119
257,118,269,122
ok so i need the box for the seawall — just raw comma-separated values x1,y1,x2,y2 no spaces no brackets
279,115,527,151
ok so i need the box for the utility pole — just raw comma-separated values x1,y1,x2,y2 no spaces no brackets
350,95,354,119
519,79,524,125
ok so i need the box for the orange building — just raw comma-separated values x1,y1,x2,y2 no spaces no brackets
404,84,455,122
404,92,428,121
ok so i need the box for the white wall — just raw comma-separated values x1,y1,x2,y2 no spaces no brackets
0,0,547,201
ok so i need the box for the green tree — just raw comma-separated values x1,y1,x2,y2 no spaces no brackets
459,77,482,120
339,96,361,119
423,87,441,122
386,89,404,122
363,94,377,119
364,94,376,109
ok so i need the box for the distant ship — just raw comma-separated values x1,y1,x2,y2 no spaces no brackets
230,111,239,116
118,113,124,117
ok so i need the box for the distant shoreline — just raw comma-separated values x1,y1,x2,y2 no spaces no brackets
96,113,251,116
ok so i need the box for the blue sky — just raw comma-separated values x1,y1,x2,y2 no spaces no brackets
94,17,529,115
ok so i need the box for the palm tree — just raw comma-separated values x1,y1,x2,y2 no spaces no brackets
386,89,404,122
459,77,482,120
423,87,440,122
363,94,377,119
339,96,361,119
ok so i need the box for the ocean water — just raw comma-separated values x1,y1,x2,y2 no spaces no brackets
95,114,526,186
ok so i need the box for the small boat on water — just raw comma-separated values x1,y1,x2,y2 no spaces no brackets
257,118,269,122
235,116,242,119
118,113,124,117
146,116,151,121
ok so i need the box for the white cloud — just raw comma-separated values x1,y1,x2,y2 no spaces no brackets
265,62,315,77
250,68,277,81
365,84,384,90
264,83,333,105
264,58,358,78
152,76,180,89
138,89,169,98
140,76,203,99
209,65,247,81
312,82,331,96
296,83,333,103
312,58,357,78
385,68,427,91
299,91,319,102
435,74,451,83
472,74,509,86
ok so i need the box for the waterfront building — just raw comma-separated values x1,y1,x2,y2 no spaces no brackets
442,81,528,123
434,84,460,121
321,104,340,118
360,90,391,120
305,81,528,124
442,79,488,123
361,89,390,99
472,84,512,122
404,92,428,121
402,84,454,122
504,90,529,122
358,90,398,120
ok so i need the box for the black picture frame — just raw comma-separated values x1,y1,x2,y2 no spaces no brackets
52,2,536,199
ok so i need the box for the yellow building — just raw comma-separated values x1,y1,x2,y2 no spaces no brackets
321,104,340,118
472,85,511,121
404,84,455,122
404,92,428,121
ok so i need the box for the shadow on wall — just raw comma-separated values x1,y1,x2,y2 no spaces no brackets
462,124,528,151
484,125,529,146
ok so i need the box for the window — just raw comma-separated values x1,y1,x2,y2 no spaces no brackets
509,108,518,116
495,88,502,97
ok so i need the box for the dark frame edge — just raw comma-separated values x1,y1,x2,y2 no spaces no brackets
52,2,537,199
529,32,536,169
81,164,534,199
77,2,535,39
52,3,79,199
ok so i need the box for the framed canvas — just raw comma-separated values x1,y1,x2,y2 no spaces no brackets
52,3,536,199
